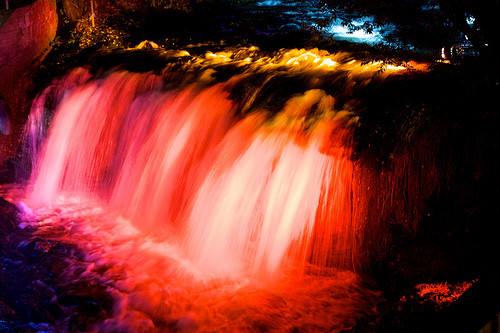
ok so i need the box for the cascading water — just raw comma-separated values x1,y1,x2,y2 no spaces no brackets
25,69,362,278
1,47,437,331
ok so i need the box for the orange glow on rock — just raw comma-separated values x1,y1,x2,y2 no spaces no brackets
415,280,477,307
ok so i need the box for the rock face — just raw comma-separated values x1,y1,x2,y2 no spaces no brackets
0,99,10,135
0,0,57,164
0,0,57,101
0,197,17,238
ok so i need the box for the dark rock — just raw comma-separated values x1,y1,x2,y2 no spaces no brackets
0,99,10,135
0,197,17,238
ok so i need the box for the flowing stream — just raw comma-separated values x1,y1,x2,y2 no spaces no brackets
1,47,435,332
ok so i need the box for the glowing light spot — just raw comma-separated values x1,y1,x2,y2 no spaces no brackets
257,0,282,6
177,50,191,57
386,64,406,71
135,40,158,49
415,280,478,307
324,17,387,44
205,51,234,63
318,58,337,68
186,47,425,76
466,15,475,26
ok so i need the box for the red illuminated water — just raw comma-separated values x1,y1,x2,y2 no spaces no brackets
3,49,435,331
0,184,381,331
25,67,366,278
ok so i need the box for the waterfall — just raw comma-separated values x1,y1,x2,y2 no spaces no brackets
25,62,365,278
2,47,449,331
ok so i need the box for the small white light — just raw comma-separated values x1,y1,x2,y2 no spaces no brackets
466,15,475,26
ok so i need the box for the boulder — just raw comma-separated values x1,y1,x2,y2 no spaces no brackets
0,197,17,238
0,0,58,108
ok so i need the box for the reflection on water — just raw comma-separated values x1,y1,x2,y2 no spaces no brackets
1,184,381,332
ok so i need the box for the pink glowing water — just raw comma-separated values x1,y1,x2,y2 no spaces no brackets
1,182,382,331
25,68,365,279
8,49,434,330
2,64,380,330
